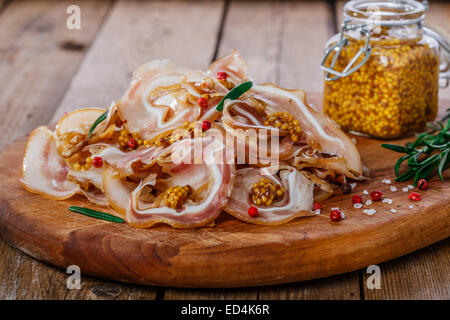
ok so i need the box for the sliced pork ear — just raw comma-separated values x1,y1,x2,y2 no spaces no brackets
79,188,108,207
289,145,359,180
251,84,364,179
88,143,163,178
21,126,80,200
55,108,107,158
207,49,249,84
68,167,104,192
102,164,138,215
55,108,106,138
117,59,204,141
225,165,314,225
222,100,281,135
126,137,235,229
221,100,296,164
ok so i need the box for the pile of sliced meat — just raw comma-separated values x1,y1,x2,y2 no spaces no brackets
21,50,365,228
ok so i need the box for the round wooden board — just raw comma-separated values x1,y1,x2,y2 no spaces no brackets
0,108,449,288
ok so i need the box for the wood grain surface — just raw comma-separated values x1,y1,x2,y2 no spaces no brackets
0,94,448,288
0,0,112,150
0,0,448,299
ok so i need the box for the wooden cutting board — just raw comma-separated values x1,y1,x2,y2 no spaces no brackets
0,101,449,288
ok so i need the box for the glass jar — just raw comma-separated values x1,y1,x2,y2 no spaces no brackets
321,0,449,139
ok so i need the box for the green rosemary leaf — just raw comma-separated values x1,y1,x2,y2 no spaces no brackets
395,168,415,182
216,81,253,112
423,141,448,149
394,154,411,176
388,115,448,184
69,206,124,223
87,110,108,138
418,153,441,167
414,158,439,185
443,119,450,131
427,122,441,132
412,132,429,147
381,143,410,153
407,152,422,168
438,149,449,182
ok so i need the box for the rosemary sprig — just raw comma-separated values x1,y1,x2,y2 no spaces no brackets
381,112,450,185
87,110,108,138
69,206,124,223
216,81,253,112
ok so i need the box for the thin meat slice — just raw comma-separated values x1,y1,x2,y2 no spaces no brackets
126,137,235,228
251,84,364,179
225,165,314,225
207,49,249,85
88,143,163,178
117,60,203,141
21,126,80,200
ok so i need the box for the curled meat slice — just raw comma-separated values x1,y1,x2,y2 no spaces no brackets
21,126,80,200
79,188,108,207
55,108,105,138
55,108,106,158
102,164,138,215
222,103,296,164
68,167,103,192
88,143,162,178
289,145,361,180
117,60,204,141
250,84,364,179
126,137,235,228
225,165,314,225
207,48,249,85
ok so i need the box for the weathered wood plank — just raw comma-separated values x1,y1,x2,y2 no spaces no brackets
277,1,334,92
64,277,158,300
259,272,360,300
363,238,450,300
0,0,112,151
426,1,450,100
218,0,333,93
0,0,113,300
0,236,158,300
164,288,258,300
52,0,225,121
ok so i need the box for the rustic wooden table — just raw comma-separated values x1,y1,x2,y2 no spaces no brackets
0,0,448,300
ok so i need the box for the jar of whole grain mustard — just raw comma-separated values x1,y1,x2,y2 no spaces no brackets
321,0,450,139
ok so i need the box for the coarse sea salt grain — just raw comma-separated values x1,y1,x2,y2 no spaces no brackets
390,208,397,213
363,209,376,216
340,212,346,219
407,185,414,189
402,187,409,192
314,209,321,215
382,198,393,204
331,207,340,211
365,199,372,205
363,190,369,195
409,205,414,209
350,183,357,189
381,179,391,184
390,186,397,192
354,203,363,209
